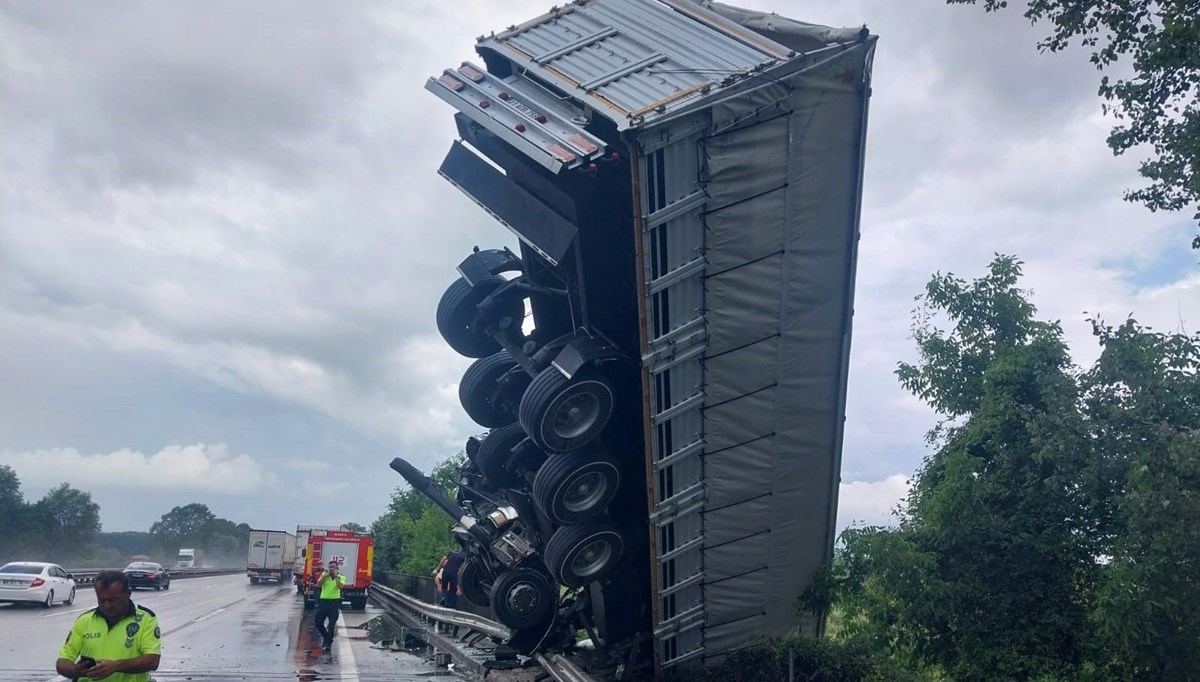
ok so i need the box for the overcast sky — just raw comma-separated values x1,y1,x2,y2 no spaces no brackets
1,0,1196,535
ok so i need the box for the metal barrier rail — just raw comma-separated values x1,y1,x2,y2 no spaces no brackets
67,568,244,586
369,581,600,682
376,570,497,621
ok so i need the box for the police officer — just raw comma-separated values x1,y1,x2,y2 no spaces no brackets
313,560,346,652
55,570,161,681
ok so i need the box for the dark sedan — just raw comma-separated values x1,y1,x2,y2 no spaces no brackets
123,562,171,591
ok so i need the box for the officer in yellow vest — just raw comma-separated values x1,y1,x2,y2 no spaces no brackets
314,560,346,652
55,570,161,681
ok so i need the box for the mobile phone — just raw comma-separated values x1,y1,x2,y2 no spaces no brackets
79,656,96,668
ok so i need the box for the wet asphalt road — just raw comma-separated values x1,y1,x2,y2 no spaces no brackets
0,573,461,681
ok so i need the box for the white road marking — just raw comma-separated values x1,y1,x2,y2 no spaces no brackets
191,606,227,623
337,620,360,681
40,605,90,618
40,587,195,618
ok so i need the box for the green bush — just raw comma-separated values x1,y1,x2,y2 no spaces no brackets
694,636,922,682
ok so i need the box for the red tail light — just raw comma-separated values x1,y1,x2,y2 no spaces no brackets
30,578,45,588
147,573,157,579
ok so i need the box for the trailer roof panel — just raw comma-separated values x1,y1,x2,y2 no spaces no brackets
479,0,815,128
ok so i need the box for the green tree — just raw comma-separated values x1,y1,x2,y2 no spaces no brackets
0,465,22,528
947,0,1200,244
97,531,156,559
201,517,251,565
838,256,1098,679
0,467,41,562
1081,319,1200,679
830,256,1200,680
35,483,103,561
395,506,456,576
150,503,216,552
340,522,367,533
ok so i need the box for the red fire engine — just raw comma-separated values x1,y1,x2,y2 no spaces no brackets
298,529,374,610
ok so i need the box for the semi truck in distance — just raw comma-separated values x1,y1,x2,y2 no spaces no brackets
298,529,374,610
246,529,297,585
175,548,203,569
402,0,876,676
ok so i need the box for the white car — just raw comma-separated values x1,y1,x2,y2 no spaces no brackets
0,562,77,607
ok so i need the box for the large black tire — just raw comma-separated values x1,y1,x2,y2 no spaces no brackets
476,423,527,489
65,588,75,606
519,367,614,453
250,577,260,585
533,451,620,525
543,524,624,588
490,568,555,630
436,276,523,359
459,556,492,607
459,351,526,428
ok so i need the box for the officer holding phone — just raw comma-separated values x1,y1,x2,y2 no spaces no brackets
314,559,346,652
55,570,160,681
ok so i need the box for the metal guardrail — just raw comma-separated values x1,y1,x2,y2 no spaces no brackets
376,582,509,639
376,570,497,621
370,581,600,682
67,568,244,586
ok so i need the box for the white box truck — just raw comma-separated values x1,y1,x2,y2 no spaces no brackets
246,529,297,584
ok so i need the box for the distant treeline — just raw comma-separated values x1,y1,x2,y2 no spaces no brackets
0,468,250,568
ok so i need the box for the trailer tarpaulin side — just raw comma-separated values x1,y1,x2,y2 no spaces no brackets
635,31,876,667
698,38,874,655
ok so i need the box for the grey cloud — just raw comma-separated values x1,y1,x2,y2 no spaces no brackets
1,0,1195,533
4,0,379,189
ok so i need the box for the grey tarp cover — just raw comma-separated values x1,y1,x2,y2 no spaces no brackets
695,38,874,657
699,1,869,52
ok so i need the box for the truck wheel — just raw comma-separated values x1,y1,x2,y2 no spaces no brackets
476,423,527,489
250,577,259,585
436,276,522,358
460,350,527,428
533,451,620,525
543,524,624,588
490,568,554,630
519,367,614,453
460,557,492,607
350,598,367,610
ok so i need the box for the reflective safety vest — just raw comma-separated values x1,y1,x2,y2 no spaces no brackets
319,572,346,600
60,603,160,681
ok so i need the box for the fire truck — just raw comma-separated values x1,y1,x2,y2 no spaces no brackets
297,529,374,610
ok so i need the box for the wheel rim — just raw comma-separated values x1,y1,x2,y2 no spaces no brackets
505,581,541,616
552,391,601,440
571,539,614,578
46,591,53,606
563,471,608,513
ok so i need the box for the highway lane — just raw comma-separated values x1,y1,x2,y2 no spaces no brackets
0,574,458,681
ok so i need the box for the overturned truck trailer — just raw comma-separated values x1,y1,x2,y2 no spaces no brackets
421,0,876,674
